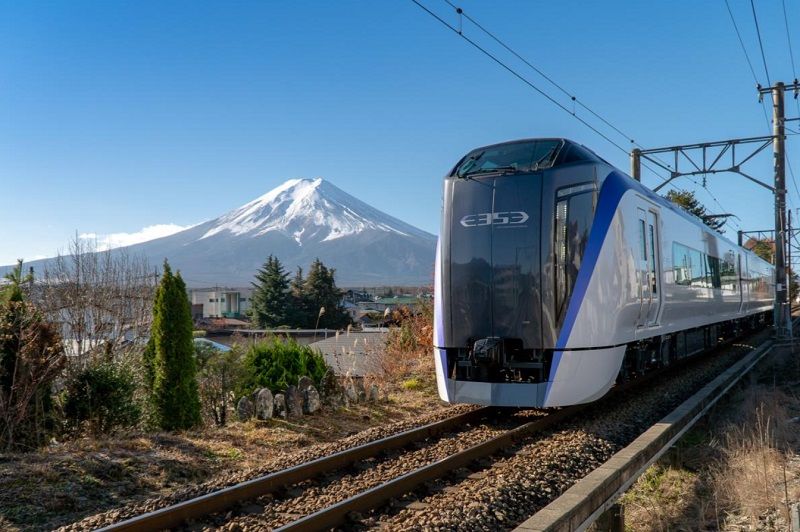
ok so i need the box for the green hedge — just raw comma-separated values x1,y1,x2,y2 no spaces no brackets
240,337,328,394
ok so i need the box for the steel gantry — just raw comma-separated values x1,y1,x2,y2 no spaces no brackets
630,81,800,340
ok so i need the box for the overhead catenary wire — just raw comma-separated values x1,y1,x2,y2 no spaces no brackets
408,0,633,159
781,0,800,118
723,0,800,213
438,0,681,175
411,0,739,229
749,0,771,87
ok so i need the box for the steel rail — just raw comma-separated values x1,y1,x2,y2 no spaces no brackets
274,330,767,531
97,328,766,532
98,406,494,532
274,403,585,531
515,334,781,531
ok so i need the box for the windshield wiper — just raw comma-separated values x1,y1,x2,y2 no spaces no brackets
456,151,485,178
461,165,518,178
531,144,560,171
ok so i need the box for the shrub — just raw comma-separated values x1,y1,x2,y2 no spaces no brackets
379,298,434,382
240,337,328,394
63,361,141,434
0,261,66,450
195,342,244,426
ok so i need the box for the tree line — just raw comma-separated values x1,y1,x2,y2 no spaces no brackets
250,256,351,329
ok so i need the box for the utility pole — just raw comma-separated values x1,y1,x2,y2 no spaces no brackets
630,148,641,182
789,209,793,314
631,80,800,340
761,81,791,338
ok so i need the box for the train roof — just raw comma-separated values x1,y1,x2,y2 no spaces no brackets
448,138,609,178
450,137,773,270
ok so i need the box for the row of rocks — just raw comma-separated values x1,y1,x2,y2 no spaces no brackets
235,370,381,422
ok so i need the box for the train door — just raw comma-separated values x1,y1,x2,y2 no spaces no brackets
637,208,662,327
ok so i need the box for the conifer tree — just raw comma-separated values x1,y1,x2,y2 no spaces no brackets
288,266,310,327
146,260,201,430
250,255,291,328
664,189,725,233
304,258,351,329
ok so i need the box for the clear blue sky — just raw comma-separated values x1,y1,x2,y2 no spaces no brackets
2,0,800,265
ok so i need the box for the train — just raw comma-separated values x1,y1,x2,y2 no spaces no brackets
433,138,774,408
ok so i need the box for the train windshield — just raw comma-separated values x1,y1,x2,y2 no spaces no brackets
454,140,563,177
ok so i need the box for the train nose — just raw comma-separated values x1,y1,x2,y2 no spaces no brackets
446,175,543,349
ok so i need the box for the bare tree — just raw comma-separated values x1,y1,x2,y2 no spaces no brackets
36,235,157,367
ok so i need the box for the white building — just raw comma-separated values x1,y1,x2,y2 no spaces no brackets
189,287,253,319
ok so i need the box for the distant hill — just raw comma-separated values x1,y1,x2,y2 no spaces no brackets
5,178,437,287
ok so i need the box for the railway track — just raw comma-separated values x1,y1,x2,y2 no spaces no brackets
90,330,771,532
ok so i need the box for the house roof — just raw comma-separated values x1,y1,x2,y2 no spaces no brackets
309,331,388,376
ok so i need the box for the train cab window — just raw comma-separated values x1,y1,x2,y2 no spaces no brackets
453,139,563,177
554,188,596,325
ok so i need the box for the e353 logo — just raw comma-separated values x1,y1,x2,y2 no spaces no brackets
460,211,529,227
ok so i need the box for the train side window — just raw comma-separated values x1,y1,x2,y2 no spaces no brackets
554,191,594,325
707,255,721,289
648,224,657,294
638,219,646,260
673,242,691,285
689,248,704,287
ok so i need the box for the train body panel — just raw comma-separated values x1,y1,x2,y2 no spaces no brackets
434,138,775,408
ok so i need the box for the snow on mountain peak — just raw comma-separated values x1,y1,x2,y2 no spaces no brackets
200,178,429,245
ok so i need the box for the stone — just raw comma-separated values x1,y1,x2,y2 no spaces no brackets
254,388,274,420
273,393,287,418
354,378,367,401
285,385,303,417
297,375,314,392
344,379,359,404
368,383,380,402
320,369,341,406
303,385,321,414
236,396,254,421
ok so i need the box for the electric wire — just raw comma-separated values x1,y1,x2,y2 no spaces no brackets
439,0,678,174
781,0,800,118
723,0,798,218
413,0,740,229
441,0,637,146
723,0,773,132
749,0,771,87
408,0,633,159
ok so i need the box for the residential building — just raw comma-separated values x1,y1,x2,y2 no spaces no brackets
189,287,253,319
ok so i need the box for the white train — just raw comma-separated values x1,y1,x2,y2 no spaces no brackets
433,138,774,408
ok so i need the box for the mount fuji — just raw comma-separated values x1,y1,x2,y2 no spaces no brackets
11,179,438,287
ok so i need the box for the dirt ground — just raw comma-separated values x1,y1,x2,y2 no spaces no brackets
622,344,800,531
0,381,445,531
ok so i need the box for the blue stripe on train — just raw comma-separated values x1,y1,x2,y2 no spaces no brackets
544,171,632,403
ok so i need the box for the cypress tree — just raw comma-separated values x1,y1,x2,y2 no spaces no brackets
147,260,201,430
250,255,290,328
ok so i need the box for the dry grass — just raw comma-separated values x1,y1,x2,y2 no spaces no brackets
0,387,446,531
622,345,800,531
371,302,436,395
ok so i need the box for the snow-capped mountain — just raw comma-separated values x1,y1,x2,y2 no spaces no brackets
10,179,437,286
200,178,432,245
